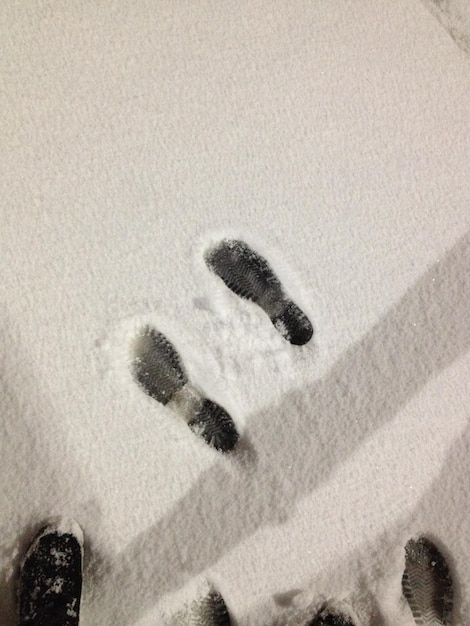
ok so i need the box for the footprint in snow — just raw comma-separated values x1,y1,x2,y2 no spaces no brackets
192,589,231,625
131,326,239,453
402,536,453,626
308,600,360,626
204,239,313,346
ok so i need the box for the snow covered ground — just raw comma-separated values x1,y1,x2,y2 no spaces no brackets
1,1,469,624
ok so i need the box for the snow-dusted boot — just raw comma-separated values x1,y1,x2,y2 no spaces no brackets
18,518,84,626
204,239,313,346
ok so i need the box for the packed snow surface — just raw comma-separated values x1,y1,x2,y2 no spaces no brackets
1,1,469,625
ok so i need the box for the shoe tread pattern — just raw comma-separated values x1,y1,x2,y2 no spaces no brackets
188,399,239,453
402,537,453,626
132,327,188,405
205,239,313,345
205,239,283,306
132,327,239,452
193,589,231,625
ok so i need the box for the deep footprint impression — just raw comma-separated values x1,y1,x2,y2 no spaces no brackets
402,536,453,626
131,326,239,453
204,239,313,345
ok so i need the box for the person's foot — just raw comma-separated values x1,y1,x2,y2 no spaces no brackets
18,517,83,626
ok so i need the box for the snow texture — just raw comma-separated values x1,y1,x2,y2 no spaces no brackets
1,1,469,625
423,0,470,53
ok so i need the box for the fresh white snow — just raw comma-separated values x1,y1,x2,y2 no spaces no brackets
1,1,469,625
